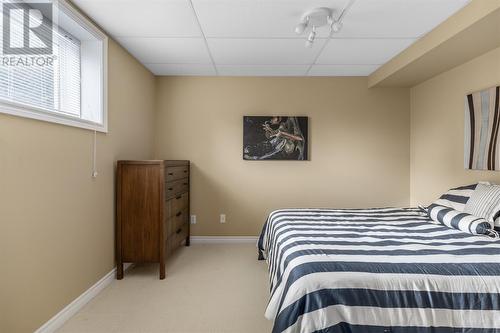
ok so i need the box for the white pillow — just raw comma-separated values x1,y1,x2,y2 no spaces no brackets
464,183,500,223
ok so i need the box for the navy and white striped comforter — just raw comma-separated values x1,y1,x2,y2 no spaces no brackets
258,208,500,333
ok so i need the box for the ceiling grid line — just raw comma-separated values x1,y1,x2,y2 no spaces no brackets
305,39,332,76
305,0,356,76
187,0,219,76
143,63,383,66
72,0,472,77
116,36,423,40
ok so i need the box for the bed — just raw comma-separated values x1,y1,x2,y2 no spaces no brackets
258,207,500,333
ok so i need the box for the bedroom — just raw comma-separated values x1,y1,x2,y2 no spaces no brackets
1,0,500,332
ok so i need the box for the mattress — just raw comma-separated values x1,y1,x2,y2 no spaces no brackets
258,208,500,333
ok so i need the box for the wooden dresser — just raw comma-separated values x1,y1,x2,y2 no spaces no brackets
116,160,190,279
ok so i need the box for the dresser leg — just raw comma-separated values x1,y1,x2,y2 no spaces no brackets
160,261,165,280
117,262,124,280
186,236,190,247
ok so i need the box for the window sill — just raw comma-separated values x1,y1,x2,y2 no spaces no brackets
0,101,108,133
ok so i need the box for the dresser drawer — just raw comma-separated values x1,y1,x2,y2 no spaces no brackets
165,166,189,182
165,209,187,235
165,179,189,199
165,220,188,256
165,192,188,218
165,210,188,235
171,223,189,250
174,209,188,234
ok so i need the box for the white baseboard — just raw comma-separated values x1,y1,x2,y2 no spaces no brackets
35,263,133,333
35,237,258,332
190,236,259,244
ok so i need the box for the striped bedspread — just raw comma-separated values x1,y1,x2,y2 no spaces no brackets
257,208,500,333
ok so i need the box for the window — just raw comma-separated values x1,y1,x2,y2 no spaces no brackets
0,0,108,132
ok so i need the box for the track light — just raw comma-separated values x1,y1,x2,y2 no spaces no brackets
295,2,354,48
295,22,307,34
295,16,309,34
305,27,316,48
294,8,331,48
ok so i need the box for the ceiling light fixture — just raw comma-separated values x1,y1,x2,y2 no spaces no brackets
295,1,355,48
295,7,332,48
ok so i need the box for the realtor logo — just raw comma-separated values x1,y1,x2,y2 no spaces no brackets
2,1,53,55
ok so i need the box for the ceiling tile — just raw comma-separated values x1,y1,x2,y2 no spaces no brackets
145,64,216,76
336,0,470,38
116,38,211,64
192,0,349,38
72,0,202,37
217,65,309,76
208,38,327,65
308,64,379,76
75,0,471,76
316,38,416,65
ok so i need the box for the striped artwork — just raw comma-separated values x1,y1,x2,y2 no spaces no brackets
258,208,500,333
464,85,500,170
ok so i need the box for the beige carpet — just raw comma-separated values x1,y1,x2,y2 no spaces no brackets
58,244,273,333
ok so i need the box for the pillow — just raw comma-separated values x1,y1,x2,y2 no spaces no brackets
431,183,479,211
464,183,500,223
427,204,494,236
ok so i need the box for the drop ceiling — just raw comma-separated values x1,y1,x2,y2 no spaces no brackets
72,0,470,77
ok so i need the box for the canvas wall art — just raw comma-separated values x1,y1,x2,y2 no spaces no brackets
465,86,500,170
243,116,308,161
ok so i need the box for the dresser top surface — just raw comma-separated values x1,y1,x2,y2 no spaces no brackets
117,160,190,167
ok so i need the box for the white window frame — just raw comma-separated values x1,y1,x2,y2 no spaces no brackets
0,0,108,133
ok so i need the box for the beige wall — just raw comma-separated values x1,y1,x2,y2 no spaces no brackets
0,40,156,333
155,77,410,236
410,46,500,206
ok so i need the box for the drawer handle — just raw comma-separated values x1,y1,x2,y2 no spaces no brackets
176,228,182,234
183,170,188,173
175,195,182,200
168,172,173,176
183,182,188,185
176,211,182,217
168,187,173,191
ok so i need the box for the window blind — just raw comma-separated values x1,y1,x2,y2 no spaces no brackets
0,10,82,118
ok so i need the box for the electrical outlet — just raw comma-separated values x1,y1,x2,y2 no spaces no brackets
190,215,197,224
220,214,226,224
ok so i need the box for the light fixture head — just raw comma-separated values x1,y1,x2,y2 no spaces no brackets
305,28,316,48
295,21,307,34
307,30,316,42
